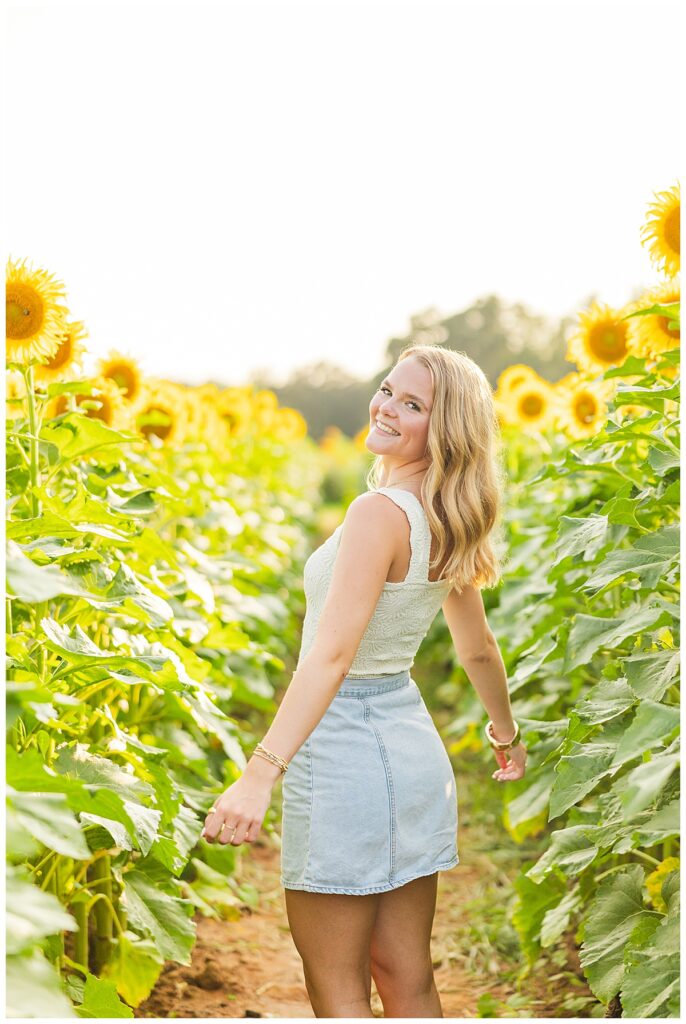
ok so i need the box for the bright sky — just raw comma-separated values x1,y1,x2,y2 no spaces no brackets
6,0,680,387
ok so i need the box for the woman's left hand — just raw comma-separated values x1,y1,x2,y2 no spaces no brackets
201,773,273,846
491,740,527,782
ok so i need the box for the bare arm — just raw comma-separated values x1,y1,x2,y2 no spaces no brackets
441,583,516,742
243,492,402,787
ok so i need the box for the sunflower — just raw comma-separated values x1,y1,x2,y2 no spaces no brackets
252,389,279,434
495,364,539,398
96,349,144,404
50,376,129,428
273,406,308,442
554,379,615,439
500,377,556,432
319,425,344,451
134,381,188,446
216,387,253,438
646,857,681,914
6,257,70,365
650,359,679,382
615,403,647,422
6,369,27,420
640,183,680,278
626,280,680,360
34,321,88,384
566,301,634,375
254,388,279,412
554,371,582,389
194,382,222,405
182,385,226,448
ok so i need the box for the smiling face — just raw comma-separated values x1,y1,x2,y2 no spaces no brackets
367,356,434,469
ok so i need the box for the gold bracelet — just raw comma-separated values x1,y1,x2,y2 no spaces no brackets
484,720,521,751
253,742,289,774
255,742,289,770
252,748,287,773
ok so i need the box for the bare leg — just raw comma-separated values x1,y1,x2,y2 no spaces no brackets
284,888,381,1017
370,872,443,1017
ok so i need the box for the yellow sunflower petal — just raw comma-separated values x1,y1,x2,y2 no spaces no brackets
320,425,345,451
616,403,647,422
645,856,680,913
181,385,227,448
553,372,578,390
254,389,279,412
353,424,370,451
640,183,680,278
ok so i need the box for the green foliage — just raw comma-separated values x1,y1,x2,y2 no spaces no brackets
6,389,321,1015
458,340,680,1014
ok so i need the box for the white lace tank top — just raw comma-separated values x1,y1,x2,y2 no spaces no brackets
297,486,452,677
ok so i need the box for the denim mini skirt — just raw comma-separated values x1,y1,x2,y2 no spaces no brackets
280,669,459,895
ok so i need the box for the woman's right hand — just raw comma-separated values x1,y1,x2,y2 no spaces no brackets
492,741,527,782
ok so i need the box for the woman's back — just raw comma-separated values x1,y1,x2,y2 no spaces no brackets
297,486,452,677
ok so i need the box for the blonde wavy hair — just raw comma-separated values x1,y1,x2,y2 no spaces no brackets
366,344,508,593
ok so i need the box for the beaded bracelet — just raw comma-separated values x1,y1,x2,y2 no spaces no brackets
252,742,289,774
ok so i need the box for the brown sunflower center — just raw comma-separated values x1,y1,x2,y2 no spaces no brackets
45,334,73,370
574,394,598,423
520,393,543,418
221,409,239,431
55,391,112,423
6,283,43,340
664,206,681,256
588,322,628,363
657,315,680,340
139,406,172,440
83,394,112,424
106,364,136,397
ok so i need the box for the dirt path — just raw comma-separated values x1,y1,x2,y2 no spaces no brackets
136,838,523,1018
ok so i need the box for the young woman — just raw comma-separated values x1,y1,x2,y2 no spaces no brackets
202,344,527,1016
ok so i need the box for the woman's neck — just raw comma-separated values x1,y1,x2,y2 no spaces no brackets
378,466,427,488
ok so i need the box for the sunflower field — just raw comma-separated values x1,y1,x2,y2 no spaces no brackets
411,183,679,1017
5,182,680,1018
6,274,324,1017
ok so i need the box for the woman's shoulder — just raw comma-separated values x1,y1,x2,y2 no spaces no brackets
369,485,427,516
338,491,414,543
346,489,411,521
